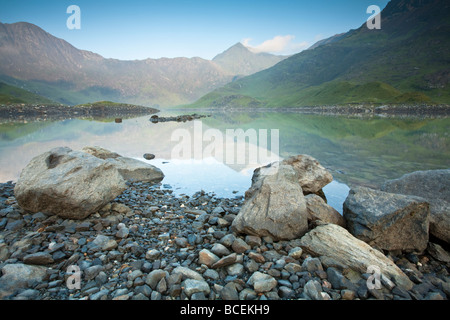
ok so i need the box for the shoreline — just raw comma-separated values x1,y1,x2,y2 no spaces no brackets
1,179,449,301
0,103,449,123
0,103,159,123
175,104,450,119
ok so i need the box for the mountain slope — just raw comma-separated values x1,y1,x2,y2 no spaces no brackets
0,23,291,107
0,81,58,105
190,0,450,108
212,42,287,76
0,22,235,107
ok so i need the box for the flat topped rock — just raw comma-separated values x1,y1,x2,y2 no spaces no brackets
344,186,429,253
14,147,127,220
382,169,450,244
14,146,165,220
82,146,164,184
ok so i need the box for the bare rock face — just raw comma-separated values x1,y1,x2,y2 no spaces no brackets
344,186,430,253
281,155,333,194
305,194,346,228
298,224,414,290
381,169,450,245
14,147,127,220
82,146,164,184
232,155,335,241
232,162,309,241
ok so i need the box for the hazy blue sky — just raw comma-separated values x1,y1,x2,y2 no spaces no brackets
0,0,390,60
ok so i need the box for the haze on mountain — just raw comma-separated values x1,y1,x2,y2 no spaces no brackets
212,42,288,77
190,0,450,108
0,22,286,107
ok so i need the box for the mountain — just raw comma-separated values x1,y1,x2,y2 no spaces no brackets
212,42,287,77
0,81,58,104
189,0,450,108
0,22,234,107
307,33,346,50
0,23,288,107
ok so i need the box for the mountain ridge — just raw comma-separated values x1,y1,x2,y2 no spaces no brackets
212,42,287,76
188,0,450,108
0,22,287,107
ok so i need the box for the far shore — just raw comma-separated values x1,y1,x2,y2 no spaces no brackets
176,104,450,118
0,102,159,122
0,103,449,123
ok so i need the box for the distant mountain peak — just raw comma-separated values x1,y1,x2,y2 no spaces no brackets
191,0,450,108
212,42,287,76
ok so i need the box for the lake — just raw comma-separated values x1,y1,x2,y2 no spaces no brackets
0,110,449,214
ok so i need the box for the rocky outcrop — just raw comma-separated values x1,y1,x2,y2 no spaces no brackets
14,147,127,220
231,162,309,241
298,223,414,290
381,169,450,244
82,146,164,184
232,155,336,241
281,155,333,195
343,187,430,253
305,194,346,228
14,146,165,220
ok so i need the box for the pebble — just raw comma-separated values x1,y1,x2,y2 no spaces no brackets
0,181,448,301
23,252,54,265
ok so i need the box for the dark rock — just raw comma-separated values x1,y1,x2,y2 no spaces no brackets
344,186,429,253
382,169,450,244
143,154,156,161
23,252,54,265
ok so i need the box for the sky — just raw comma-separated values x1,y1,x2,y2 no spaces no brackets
0,0,390,61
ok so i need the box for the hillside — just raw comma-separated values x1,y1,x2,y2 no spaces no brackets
0,82,58,105
212,43,287,77
0,23,286,107
189,0,450,108
0,21,232,107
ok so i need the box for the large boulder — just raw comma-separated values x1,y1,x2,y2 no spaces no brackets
281,155,333,194
232,162,309,241
343,187,430,253
305,194,346,228
299,224,414,290
82,146,164,184
14,147,127,220
381,169,450,244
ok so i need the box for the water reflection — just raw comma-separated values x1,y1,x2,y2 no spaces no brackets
0,111,448,214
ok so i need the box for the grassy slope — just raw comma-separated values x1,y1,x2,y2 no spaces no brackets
0,82,58,105
187,0,450,108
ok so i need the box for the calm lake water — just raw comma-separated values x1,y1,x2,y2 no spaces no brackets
1,110,449,214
